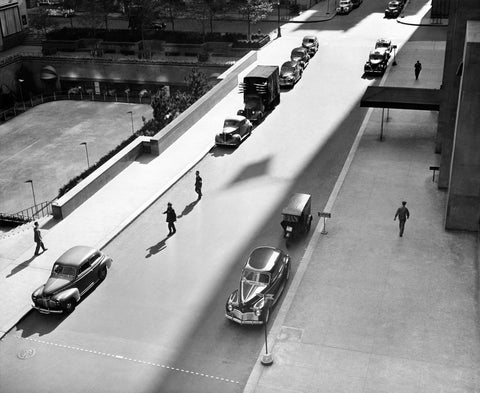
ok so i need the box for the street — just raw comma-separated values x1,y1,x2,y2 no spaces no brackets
0,1,427,392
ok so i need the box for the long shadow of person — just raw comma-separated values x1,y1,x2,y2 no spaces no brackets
146,236,169,258
177,200,199,219
6,256,36,278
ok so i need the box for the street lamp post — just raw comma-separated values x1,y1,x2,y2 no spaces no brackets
256,294,274,366
127,111,134,134
80,142,90,168
24,180,37,208
277,1,281,38
18,79,25,111
392,45,398,66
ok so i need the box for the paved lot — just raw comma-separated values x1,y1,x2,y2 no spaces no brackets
0,101,152,214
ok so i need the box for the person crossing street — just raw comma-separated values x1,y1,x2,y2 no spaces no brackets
195,171,203,200
163,202,177,236
394,201,410,237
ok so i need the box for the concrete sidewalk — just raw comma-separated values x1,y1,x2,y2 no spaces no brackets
243,40,480,393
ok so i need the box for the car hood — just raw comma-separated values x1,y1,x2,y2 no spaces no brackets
42,277,70,296
369,58,382,65
280,71,294,78
240,280,266,305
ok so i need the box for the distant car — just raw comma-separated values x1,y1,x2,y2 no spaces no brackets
337,0,353,14
384,0,403,18
351,0,363,7
225,246,291,325
31,246,112,314
215,115,252,147
375,38,393,58
364,48,390,75
290,47,310,69
279,61,303,87
302,35,319,56
46,7,75,17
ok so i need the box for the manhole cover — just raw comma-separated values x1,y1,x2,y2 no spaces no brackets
17,348,36,360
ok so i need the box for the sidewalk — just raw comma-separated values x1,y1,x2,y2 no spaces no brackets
243,38,480,393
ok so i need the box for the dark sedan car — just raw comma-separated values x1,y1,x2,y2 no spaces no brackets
215,115,253,147
279,61,303,87
290,47,310,69
302,35,319,56
225,246,290,325
32,246,112,314
385,0,403,18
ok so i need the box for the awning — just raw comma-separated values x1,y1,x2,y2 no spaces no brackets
360,86,442,111
40,65,58,80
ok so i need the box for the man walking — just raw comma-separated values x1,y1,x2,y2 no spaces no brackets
163,202,177,235
195,170,203,200
394,201,410,237
33,221,47,256
414,60,422,80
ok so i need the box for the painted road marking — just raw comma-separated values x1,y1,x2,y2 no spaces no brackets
14,336,240,385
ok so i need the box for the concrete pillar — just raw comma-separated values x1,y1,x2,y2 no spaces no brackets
445,21,480,231
437,0,480,189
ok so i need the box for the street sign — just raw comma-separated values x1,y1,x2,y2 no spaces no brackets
318,212,331,218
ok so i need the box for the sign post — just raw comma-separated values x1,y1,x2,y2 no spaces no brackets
318,212,331,235
260,294,274,366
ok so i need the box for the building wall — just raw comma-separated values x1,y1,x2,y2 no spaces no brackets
0,0,28,51
445,21,480,230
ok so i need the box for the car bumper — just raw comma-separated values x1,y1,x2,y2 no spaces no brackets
32,305,63,314
364,66,385,74
226,310,263,325
280,79,295,87
32,298,63,314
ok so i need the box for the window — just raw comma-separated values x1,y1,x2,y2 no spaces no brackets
0,6,22,38
78,261,91,275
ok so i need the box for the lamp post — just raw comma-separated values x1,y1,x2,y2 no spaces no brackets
392,45,398,66
25,180,37,208
255,294,274,366
127,111,134,134
80,142,90,168
277,1,281,38
18,79,25,111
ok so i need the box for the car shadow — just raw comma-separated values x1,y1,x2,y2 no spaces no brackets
209,146,236,157
177,199,199,219
145,235,169,258
6,255,36,278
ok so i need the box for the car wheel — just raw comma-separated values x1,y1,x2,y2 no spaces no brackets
99,266,107,281
63,298,77,313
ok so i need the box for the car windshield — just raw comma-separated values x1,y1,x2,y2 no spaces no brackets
283,214,299,223
340,1,349,4
303,38,314,45
52,264,76,279
376,42,389,49
281,64,295,73
223,120,240,128
242,270,270,284
292,51,304,58
370,53,384,60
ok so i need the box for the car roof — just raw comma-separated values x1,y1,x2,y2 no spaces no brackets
376,38,391,44
281,60,298,67
224,115,245,122
282,193,311,216
292,47,307,53
245,247,283,272
55,245,99,267
303,35,316,40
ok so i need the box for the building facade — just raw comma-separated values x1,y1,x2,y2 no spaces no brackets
0,0,28,52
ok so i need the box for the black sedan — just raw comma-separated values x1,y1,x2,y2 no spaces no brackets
290,47,310,69
385,0,403,18
225,246,290,325
279,61,303,88
32,246,112,314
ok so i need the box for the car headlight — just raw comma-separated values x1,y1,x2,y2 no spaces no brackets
227,304,233,312
255,309,262,316
286,226,293,232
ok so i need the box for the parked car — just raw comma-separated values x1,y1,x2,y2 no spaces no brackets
336,0,353,14
280,193,313,248
384,0,403,18
364,48,390,75
31,246,112,314
302,35,319,56
351,0,363,7
225,246,291,325
279,61,303,88
375,38,393,58
290,47,310,69
46,7,75,17
215,115,253,147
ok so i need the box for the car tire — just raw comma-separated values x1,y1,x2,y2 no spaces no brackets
99,266,107,281
63,298,76,313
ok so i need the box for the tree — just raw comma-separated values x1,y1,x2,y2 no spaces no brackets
186,68,208,101
151,87,173,127
78,0,105,36
155,0,185,32
127,0,162,57
28,8,58,35
188,0,227,34
237,0,272,39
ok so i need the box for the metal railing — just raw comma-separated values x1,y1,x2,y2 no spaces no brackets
4,200,54,223
0,90,155,123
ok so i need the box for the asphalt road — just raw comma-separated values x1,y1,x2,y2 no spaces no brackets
1,1,427,391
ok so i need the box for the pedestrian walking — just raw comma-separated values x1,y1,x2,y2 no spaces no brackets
394,201,410,237
414,60,422,80
33,221,47,256
195,170,203,200
163,202,177,235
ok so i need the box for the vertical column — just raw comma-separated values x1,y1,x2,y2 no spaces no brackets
445,21,480,230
